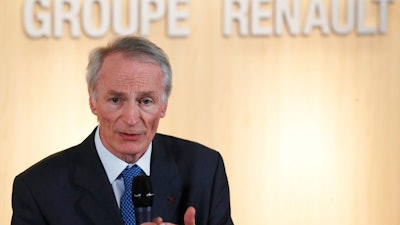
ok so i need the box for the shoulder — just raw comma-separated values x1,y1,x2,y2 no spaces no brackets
15,129,97,182
153,133,224,175
151,134,229,200
15,145,80,185
153,133,221,158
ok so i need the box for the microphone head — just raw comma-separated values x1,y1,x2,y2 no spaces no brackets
132,175,154,207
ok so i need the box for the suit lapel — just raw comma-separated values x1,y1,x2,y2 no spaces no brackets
71,131,124,225
151,134,183,223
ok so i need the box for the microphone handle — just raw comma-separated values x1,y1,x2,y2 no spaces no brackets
135,206,152,225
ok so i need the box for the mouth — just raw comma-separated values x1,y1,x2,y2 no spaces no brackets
119,132,142,141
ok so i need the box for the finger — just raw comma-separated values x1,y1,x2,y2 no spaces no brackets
152,217,164,224
140,217,164,225
184,206,196,225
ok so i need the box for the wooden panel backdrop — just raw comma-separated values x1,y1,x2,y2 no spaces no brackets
1,1,399,224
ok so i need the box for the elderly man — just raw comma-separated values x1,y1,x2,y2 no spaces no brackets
12,36,234,225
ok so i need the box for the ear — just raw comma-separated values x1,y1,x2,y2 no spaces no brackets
160,103,168,118
89,94,98,115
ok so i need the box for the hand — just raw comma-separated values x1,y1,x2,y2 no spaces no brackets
142,206,196,225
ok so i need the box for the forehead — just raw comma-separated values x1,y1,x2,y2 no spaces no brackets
101,52,161,75
97,52,164,92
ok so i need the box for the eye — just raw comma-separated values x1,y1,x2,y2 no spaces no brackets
111,97,120,103
141,98,153,105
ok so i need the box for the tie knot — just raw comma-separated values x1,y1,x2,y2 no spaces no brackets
122,165,143,188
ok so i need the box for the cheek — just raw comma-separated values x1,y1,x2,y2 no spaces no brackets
142,113,161,128
148,120,160,133
97,107,119,124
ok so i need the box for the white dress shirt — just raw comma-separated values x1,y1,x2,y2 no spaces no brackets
94,127,152,207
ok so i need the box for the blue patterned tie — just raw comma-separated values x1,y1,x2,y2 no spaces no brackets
120,165,143,225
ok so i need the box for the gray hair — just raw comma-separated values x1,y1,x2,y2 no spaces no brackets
86,36,172,103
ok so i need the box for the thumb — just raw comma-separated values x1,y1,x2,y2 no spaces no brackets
184,206,196,225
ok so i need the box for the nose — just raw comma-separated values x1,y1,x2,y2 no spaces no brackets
122,101,140,126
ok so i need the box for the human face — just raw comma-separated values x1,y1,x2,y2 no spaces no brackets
89,52,168,163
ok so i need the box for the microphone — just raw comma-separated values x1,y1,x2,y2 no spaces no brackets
132,175,154,225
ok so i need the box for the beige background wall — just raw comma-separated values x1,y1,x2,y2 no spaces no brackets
1,1,400,225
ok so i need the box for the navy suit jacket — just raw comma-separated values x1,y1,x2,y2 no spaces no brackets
12,129,234,225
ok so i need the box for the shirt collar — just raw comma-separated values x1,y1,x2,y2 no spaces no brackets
94,127,152,184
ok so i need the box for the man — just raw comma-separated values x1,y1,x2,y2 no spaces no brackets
12,36,234,225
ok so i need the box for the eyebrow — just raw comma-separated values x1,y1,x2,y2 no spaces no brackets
106,90,126,97
105,90,158,99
